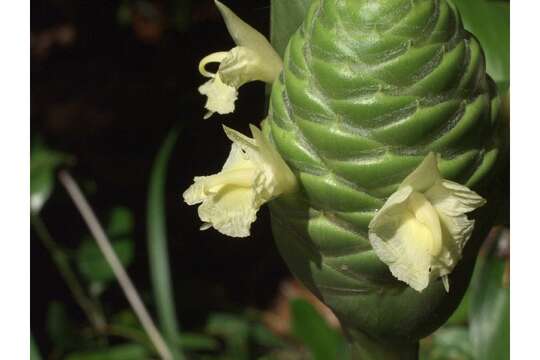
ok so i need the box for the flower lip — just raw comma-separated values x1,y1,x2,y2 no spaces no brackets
406,191,443,256
368,152,486,292
198,75,238,119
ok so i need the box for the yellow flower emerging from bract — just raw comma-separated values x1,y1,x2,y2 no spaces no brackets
198,1,283,119
368,153,486,292
183,124,296,238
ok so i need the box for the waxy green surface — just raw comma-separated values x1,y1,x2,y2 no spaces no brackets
267,0,500,345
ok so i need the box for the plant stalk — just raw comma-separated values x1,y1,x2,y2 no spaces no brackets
31,213,106,332
58,171,173,360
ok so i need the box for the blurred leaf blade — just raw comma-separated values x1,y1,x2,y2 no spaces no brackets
445,287,471,326
420,326,474,360
290,299,348,360
147,126,184,360
450,0,510,91
30,334,42,360
176,333,220,351
107,207,134,238
47,301,72,352
77,207,135,286
469,247,510,360
206,313,250,360
270,0,312,58
251,322,286,349
30,144,70,213
65,344,150,360
76,237,134,284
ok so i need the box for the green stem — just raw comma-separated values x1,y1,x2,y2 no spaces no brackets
345,328,418,360
147,127,184,360
31,214,107,332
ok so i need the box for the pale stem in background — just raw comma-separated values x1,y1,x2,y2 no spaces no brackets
58,171,173,360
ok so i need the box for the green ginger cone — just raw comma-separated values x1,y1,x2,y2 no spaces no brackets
266,0,501,358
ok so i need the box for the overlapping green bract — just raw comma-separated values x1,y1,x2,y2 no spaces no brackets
267,0,500,343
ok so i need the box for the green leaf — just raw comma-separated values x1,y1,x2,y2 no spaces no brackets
31,333,42,360
251,323,286,348
30,144,70,213
206,313,250,360
147,127,184,359
47,301,73,352
469,251,510,360
107,207,134,237
421,326,474,360
270,0,312,58
111,309,141,329
445,287,471,326
76,237,134,283
76,207,135,287
176,333,220,351
108,310,155,350
450,0,510,91
65,344,150,360
204,312,285,358
290,299,348,360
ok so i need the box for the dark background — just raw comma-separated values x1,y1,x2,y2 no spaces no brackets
31,0,290,354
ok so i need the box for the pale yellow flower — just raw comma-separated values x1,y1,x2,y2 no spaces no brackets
368,153,486,292
183,124,296,237
198,1,282,119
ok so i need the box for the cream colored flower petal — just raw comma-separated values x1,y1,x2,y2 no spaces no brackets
250,125,296,192
184,124,296,238
223,124,296,195
401,152,441,193
407,192,442,256
217,47,276,87
203,168,256,190
183,149,260,238
223,125,258,153
370,152,487,292
369,186,414,230
425,179,485,251
198,75,238,118
221,142,250,170
200,47,278,88
369,187,442,291
223,125,277,180
196,2,282,119
442,275,450,292
198,186,257,238
214,0,282,80
370,210,433,292
183,176,209,205
199,52,229,78
249,124,283,167
183,144,254,205
200,223,212,231
426,180,487,216
438,212,475,252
